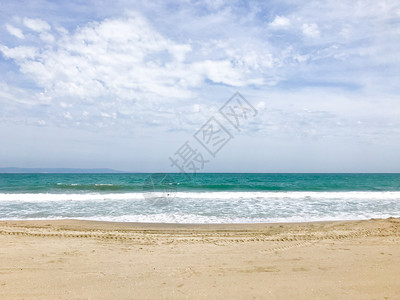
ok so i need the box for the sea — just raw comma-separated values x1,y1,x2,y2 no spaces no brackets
0,173,400,223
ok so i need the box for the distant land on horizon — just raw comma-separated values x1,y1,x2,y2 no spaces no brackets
0,167,126,173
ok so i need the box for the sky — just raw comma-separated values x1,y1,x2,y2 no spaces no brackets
0,0,400,172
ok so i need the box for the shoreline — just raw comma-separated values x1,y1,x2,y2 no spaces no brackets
0,216,391,226
0,216,398,228
1,218,399,299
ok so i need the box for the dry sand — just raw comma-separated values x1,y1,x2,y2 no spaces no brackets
0,218,399,299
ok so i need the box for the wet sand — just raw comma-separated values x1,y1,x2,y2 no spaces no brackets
0,218,399,299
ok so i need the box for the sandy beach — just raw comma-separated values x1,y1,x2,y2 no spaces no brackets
0,218,399,299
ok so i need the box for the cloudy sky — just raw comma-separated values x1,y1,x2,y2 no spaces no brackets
1,0,400,172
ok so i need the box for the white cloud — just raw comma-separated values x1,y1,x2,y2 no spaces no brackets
5,24,24,39
63,112,72,120
23,17,51,32
203,0,226,10
1,2,399,141
339,25,351,39
39,32,55,43
269,16,291,28
0,1,400,172
0,13,280,135
256,101,265,110
0,45,37,60
191,104,200,112
6,16,194,102
302,23,320,38
2,14,270,107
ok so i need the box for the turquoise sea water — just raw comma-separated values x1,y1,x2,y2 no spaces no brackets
1,173,400,223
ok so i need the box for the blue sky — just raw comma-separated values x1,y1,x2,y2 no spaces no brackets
1,0,400,172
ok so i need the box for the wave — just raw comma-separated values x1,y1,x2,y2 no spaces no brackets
75,213,399,223
54,183,136,191
0,213,397,224
1,191,400,202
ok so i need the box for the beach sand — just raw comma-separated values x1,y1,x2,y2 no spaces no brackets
0,218,399,299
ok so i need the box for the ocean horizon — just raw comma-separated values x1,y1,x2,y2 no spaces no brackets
1,173,400,223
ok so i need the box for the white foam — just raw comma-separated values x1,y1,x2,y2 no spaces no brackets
174,191,400,200
1,191,400,202
1,213,396,224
